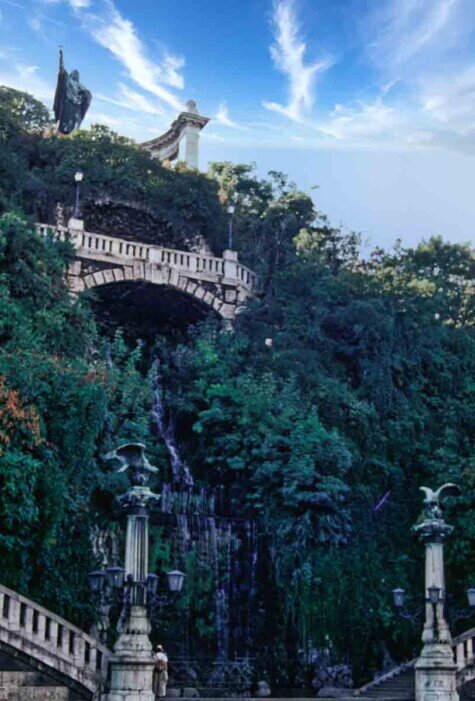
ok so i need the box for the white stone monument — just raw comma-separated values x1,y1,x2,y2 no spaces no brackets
141,100,209,170
103,444,160,701
414,483,462,701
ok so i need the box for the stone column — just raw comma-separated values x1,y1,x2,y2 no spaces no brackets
223,249,238,281
414,485,461,701
68,217,84,231
104,445,160,701
181,124,200,170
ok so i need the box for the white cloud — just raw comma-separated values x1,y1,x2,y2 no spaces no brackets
317,98,401,142
215,103,249,131
78,0,185,110
86,111,123,127
263,0,332,122
420,64,475,132
368,0,459,70
0,59,53,102
96,83,167,116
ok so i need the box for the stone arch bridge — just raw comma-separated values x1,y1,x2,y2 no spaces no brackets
36,222,257,326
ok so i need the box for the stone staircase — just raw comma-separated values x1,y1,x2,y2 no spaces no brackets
0,652,84,700
353,662,415,699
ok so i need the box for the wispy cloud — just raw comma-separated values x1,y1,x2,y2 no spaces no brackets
68,0,92,8
77,0,185,110
420,64,475,133
0,57,53,102
368,0,458,69
215,103,249,131
86,111,122,127
263,0,332,122
317,98,401,143
96,83,167,116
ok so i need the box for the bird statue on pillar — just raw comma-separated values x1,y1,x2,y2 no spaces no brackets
419,483,461,521
104,443,158,486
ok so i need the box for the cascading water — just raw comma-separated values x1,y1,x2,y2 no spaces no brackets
149,358,260,690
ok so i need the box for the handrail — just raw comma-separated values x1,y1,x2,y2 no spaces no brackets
0,583,110,688
35,223,258,292
354,627,475,696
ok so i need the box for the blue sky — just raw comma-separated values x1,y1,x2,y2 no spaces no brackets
1,0,474,249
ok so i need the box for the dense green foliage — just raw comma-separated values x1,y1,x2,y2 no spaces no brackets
0,87,473,685
0,87,224,250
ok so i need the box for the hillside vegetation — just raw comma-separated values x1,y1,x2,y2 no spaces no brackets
0,86,473,686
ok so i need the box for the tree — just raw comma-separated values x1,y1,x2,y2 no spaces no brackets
0,86,52,134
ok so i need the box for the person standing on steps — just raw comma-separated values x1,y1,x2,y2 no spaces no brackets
154,644,169,697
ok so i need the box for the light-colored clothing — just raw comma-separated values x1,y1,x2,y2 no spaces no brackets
154,652,168,697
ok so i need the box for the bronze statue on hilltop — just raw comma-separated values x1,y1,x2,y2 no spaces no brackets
53,47,91,134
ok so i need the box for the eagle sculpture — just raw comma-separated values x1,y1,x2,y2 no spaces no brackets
420,483,461,520
104,443,158,486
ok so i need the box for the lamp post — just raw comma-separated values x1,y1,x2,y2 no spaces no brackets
391,585,474,626
412,483,462,701
100,443,161,701
73,170,83,219
227,203,235,250
88,443,186,701
87,567,124,644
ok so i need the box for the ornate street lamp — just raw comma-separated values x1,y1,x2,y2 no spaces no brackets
144,569,186,618
427,585,441,607
227,202,235,250
392,588,406,608
88,443,186,700
73,170,83,219
87,570,106,594
467,588,475,608
106,565,125,590
166,569,186,593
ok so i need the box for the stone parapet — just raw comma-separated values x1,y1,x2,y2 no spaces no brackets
35,223,257,324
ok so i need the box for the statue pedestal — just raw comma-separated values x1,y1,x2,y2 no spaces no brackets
104,606,155,701
68,217,84,231
415,642,459,701
105,658,155,701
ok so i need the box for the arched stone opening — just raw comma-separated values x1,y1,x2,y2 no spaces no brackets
89,280,219,337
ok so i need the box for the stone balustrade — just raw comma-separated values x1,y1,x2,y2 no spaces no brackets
354,627,475,698
0,583,109,695
35,223,257,293
454,627,475,672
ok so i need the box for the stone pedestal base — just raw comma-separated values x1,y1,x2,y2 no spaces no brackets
105,657,155,701
103,606,155,701
68,217,84,230
415,643,459,701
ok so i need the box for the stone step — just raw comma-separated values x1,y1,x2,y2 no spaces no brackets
0,686,71,700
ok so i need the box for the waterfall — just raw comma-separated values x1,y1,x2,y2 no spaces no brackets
151,359,194,488
150,358,259,668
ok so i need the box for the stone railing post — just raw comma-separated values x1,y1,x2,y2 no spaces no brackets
223,249,238,281
49,620,59,649
23,606,34,635
414,484,461,701
467,636,474,664
75,636,86,668
36,612,46,640
8,598,20,632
